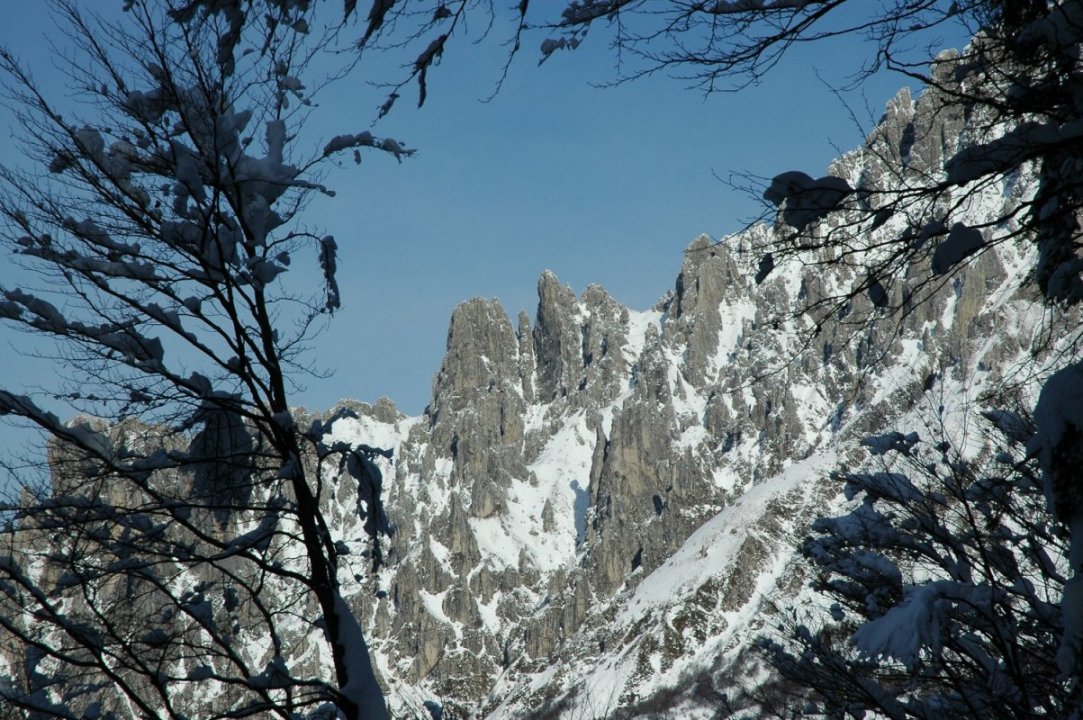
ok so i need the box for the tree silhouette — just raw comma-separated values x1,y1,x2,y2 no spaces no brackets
0,2,410,717
761,407,1071,718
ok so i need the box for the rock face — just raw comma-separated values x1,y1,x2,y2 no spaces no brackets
5,56,1072,720
316,65,1071,719
344,227,1042,717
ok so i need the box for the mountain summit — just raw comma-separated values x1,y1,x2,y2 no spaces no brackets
1,53,1071,720
315,75,1067,718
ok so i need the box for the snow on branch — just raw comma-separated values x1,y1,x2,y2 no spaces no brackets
945,119,1083,186
319,235,341,313
1030,362,1083,521
861,431,920,456
931,224,985,275
333,594,389,720
764,170,853,232
322,132,414,162
852,580,1002,669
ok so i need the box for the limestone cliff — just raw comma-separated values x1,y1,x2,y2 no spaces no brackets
5,53,1071,720
315,66,1072,718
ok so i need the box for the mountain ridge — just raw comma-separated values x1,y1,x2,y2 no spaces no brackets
2,53,1070,720
307,63,1079,717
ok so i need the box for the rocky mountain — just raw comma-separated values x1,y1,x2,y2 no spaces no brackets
2,49,1069,720
312,53,1070,719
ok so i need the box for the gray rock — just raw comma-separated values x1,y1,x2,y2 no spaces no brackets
533,271,581,401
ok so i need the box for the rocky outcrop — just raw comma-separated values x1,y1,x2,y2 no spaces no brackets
533,271,581,402
834,49,968,194
333,56,1070,718
9,51,1068,720
352,219,1039,713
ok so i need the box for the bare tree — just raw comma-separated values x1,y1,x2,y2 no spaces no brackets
0,1,414,717
3,2,1077,718
760,403,1071,718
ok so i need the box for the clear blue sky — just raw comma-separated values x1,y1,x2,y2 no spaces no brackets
0,3,967,419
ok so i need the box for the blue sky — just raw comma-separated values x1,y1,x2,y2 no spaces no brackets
0,3,967,420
